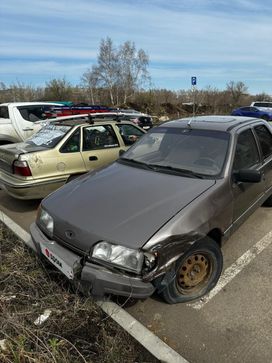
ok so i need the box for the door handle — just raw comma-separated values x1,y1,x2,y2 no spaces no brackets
89,156,98,161
23,128,34,131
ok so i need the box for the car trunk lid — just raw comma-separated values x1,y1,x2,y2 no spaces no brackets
0,143,47,174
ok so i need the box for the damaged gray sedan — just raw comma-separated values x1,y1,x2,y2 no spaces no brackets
30,116,272,303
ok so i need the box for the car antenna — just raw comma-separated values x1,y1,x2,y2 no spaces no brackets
87,114,94,124
187,117,194,128
114,112,123,122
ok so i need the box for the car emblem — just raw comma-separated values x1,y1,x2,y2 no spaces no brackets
65,230,74,239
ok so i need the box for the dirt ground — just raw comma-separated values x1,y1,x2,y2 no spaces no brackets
0,223,158,363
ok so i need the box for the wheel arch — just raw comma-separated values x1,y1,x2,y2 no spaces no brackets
207,228,222,247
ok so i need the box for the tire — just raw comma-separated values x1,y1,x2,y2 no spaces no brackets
263,194,272,207
159,237,223,304
261,115,269,121
66,174,82,183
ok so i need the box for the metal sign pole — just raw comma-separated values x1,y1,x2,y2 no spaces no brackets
192,85,195,117
191,76,197,118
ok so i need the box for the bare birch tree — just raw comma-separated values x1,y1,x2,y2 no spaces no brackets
82,37,150,106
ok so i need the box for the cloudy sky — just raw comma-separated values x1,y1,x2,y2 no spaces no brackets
1,0,272,93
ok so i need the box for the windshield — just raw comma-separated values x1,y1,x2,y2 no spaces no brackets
26,124,72,148
121,127,230,177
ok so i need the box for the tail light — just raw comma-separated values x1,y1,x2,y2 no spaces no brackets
13,160,32,177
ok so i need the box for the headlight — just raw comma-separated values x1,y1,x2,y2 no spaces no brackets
38,208,54,236
92,241,144,273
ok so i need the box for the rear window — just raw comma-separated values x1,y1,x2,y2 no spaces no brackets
18,105,56,122
138,116,152,123
26,124,72,148
0,106,9,118
253,102,272,108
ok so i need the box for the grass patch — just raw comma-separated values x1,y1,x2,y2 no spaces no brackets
0,223,158,363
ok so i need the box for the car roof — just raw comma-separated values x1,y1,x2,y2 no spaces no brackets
160,115,265,132
49,113,142,127
0,102,62,107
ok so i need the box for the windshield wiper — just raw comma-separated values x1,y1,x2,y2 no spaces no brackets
147,164,205,178
119,157,153,170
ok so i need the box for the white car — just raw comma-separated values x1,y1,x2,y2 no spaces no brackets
0,102,62,144
250,101,272,112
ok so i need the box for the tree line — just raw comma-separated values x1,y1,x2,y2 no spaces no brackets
1,37,271,119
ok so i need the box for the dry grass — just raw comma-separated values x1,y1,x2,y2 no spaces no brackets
0,223,158,363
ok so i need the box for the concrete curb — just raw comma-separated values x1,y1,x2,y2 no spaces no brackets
0,210,189,363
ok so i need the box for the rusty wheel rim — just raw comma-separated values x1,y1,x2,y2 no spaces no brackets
176,253,212,294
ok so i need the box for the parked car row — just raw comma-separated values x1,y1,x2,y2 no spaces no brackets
231,106,272,121
2,102,272,304
2,109,272,304
231,100,272,120
0,114,145,199
0,102,153,146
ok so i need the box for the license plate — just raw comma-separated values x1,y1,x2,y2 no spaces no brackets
41,244,74,279
143,126,150,129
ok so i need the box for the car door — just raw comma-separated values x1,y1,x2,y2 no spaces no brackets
240,107,256,117
253,124,272,195
232,128,265,225
81,124,122,171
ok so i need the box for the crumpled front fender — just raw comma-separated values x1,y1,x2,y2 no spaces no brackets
142,232,205,282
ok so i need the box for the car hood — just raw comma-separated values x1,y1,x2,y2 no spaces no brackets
43,162,216,251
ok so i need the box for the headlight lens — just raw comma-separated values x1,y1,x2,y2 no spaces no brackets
39,208,54,236
92,241,144,273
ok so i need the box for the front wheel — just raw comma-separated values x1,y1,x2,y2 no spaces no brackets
159,237,223,304
263,194,272,207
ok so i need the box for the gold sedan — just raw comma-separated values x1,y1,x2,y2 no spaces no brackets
0,115,145,199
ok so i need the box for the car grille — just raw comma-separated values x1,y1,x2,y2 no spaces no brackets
53,233,86,257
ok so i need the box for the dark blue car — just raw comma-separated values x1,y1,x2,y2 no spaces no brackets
231,106,272,121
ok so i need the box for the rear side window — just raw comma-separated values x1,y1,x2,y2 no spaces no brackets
0,106,9,118
233,129,260,170
117,124,144,145
254,125,272,159
60,129,81,153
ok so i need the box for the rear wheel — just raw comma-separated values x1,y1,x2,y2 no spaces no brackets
263,194,272,207
159,237,223,304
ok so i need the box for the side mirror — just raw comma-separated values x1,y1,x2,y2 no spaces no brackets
119,149,125,157
234,169,262,183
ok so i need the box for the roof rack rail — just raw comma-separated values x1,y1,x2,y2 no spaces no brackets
226,118,259,131
86,112,124,124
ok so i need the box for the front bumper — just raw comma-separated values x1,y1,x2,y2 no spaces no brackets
0,171,67,199
30,222,155,299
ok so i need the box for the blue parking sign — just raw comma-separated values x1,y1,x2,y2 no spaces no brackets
191,76,197,86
